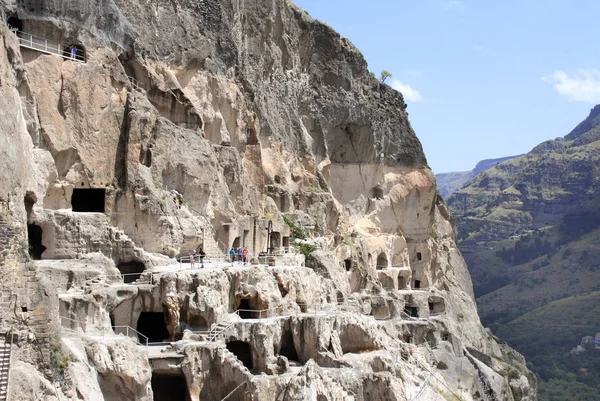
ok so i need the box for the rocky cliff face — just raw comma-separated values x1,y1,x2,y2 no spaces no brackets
0,0,535,400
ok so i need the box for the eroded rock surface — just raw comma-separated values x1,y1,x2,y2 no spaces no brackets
0,0,535,400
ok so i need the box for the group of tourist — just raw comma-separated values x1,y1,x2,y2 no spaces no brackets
188,246,250,268
229,246,249,265
189,249,206,268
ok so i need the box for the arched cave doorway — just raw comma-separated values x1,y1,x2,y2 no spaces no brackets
27,224,46,260
236,298,257,319
137,312,169,343
376,253,388,270
188,315,208,331
398,275,406,290
71,188,105,212
152,373,190,401
413,279,421,289
226,341,254,370
344,259,352,272
7,16,23,31
279,329,300,364
117,261,145,283
232,236,241,249
270,231,281,252
370,186,384,200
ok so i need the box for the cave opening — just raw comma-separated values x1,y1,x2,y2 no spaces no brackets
376,253,388,270
137,312,170,343
416,252,422,261
344,259,352,271
414,280,421,289
71,188,105,212
278,329,300,363
62,43,86,62
282,236,290,251
7,16,22,31
270,231,281,252
117,261,145,283
151,373,190,401
226,341,254,371
232,236,241,250
398,276,406,289
404,335,413,344
236,298,255,319
371,186,383,200
404,306,419,318
140,147,152,167
188,315,208,331
27,224,46,260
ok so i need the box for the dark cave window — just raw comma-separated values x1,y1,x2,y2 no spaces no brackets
71,188,105,213
226,341,254,370
136,312,169,343
27,224,46,260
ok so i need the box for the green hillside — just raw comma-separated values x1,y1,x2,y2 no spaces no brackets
497,292,600,401
446,105,600,400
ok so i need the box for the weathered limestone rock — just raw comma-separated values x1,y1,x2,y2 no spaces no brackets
0,0,536,400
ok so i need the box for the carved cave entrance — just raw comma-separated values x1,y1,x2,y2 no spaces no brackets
371,186,383,200
279,329,300,364
236,298,258,319
270,231,281,252
226,341,254,370
188,315,208,331
413,280,421,289
117,261,145,283
71,188,105,212
376,253,388,270
137,312,169,343
404,306,419,318
398,276,406,290
151,373,190,401
344,259,352,272
7,16,23,31
63,44,86,62
27,224,45,260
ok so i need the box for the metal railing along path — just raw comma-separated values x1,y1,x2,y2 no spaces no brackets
59,316,148,349
9,28,86,62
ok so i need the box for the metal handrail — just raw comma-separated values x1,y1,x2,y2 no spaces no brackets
9,28,86,62
127,76,145,92
220,381,248,401
58,316,148,349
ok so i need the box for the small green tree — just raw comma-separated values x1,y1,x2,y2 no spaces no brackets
380,70,392,82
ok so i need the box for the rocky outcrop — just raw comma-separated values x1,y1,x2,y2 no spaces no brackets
0,0,535,400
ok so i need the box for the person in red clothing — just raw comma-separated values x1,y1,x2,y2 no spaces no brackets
242,246,249,264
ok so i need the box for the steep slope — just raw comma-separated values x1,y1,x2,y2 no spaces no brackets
436,155,523,198
447,105,600,399
0,0,535,400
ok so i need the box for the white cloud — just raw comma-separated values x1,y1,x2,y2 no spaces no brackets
542,69,600,103
391,80,423,102
472,45,488,53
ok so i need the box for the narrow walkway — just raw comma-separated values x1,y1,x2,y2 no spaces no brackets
8,27,85,63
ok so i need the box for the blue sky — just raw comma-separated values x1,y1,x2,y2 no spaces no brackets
293,0,600,173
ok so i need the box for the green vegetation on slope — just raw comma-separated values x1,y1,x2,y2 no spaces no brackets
446,105,600,400
496,292,600,400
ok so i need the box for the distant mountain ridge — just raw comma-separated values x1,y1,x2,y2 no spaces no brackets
445,105,600,400
436,155,523,198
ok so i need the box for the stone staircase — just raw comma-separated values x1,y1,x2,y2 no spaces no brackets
0,335,13,401
205,321,232,342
